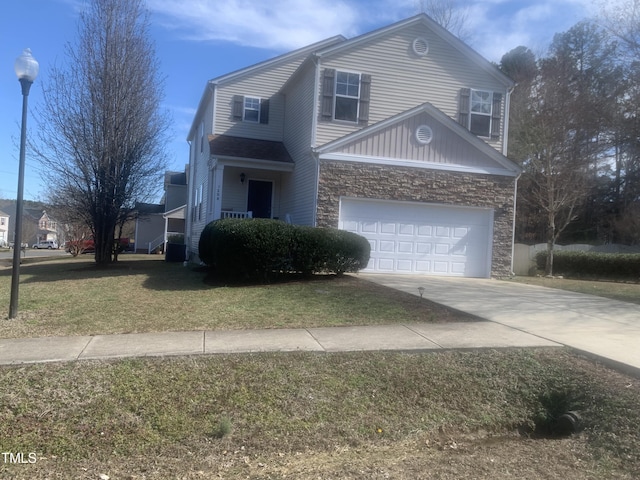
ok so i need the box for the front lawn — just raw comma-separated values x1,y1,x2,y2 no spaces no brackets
510,276,640,305
0,255,474,338
0,349,638,479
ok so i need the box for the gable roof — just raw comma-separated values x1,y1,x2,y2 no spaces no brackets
187,35,345,141
316,103,522,176
315,14,513,88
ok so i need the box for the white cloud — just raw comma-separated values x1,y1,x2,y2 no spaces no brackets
461,0,597,62
147,0,365,51
147,0,598,62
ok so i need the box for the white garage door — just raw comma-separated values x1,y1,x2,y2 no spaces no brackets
339,198,493,277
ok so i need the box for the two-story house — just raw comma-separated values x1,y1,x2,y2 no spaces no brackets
186,14,521,278
0,210,9,247
134,168,188,253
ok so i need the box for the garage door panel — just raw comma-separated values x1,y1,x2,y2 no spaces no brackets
417,225,432,236
399,224,414,235
339,198,492,278
380,223,396,234
398,242,413,253
380,240,395,252
362,222,377,234
416,242,431,254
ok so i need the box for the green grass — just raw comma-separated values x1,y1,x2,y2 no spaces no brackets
510,276,640,305
0,255,472,338
0,349,638,479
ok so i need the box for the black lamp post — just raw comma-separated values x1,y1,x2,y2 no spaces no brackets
9,49,39,320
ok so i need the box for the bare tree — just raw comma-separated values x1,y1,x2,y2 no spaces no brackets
504,22,621,274
34,0,168,264
416,0,472,42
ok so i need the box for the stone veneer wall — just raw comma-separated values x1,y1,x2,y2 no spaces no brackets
316,161,517,278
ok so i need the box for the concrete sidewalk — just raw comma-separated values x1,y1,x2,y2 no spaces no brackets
0,322,560,365
360,274,640,376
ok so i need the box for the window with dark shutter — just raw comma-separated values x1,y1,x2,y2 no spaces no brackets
260,98,269,124
244,97,261,122
321,68,335,120
358,74,371,125
459,88,470,127
232,95,244,120
491,93,502,139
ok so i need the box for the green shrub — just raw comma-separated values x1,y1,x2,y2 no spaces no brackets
535,250,640,280
319,228,371,275
198,218,294,281
198,219,371,281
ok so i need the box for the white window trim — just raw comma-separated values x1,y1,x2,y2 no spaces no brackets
469,89,493,137
334,70,361,123
243,96,261,123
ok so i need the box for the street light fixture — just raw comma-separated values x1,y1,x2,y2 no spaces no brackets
9,49,39,319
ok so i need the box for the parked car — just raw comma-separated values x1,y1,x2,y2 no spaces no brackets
65,237,131,254
32,240,59,249
8,242,29,249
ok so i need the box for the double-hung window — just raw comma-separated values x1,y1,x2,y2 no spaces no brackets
321,69,371,124
334,72,360,122
232,95,269,124
243,97,261,123
459,88,502,139
470,90,493,137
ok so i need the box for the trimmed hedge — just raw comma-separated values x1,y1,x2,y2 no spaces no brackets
198,218,371,281
535,250,640,280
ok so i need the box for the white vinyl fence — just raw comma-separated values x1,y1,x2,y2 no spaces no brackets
513,243,640,276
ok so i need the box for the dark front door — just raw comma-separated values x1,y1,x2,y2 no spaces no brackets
247,180,273,218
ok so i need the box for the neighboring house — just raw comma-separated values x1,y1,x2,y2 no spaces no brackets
185,14,522,278
35,211,59,245
134,169,188,253
0,210,9,247
0,201,64,247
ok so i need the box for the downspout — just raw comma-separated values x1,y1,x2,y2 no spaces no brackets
311,55,322,226
185,138,194,260
510,172,522,277
502,85,515,157
505,84,518,276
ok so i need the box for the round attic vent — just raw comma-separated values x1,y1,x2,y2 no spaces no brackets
416,125,433,145
412,37,429,57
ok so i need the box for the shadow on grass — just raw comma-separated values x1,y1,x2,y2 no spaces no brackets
0,255,344,293
0,256,211,292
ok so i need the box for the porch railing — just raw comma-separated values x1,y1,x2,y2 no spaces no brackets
221,210,253,219
148,234,165,254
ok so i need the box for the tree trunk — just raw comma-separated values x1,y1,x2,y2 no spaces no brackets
94,220,115,265
545,210,556,276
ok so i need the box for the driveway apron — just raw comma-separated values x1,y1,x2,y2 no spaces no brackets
358,274,640,374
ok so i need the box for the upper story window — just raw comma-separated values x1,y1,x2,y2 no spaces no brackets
321,68,371,125
0,218,5,226
459,88,502,140
232,95,270,124
470,90,492,137
335,72,361,122
243,97,261,122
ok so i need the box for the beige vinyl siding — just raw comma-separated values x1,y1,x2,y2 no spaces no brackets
187,99,214,255
215,59,308,141
281,61,319,225
315,23,507,150
335,113,498,169
220,166,283,218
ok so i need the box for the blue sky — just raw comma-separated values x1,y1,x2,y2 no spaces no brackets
0,0,599,202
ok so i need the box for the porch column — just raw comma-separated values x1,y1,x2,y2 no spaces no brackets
212,164,224,220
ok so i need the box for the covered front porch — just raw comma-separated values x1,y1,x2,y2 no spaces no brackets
207,135,295,222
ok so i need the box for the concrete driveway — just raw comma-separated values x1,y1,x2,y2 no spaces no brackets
359,274,640,375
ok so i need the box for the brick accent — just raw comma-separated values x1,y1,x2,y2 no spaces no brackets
316,161,516,277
